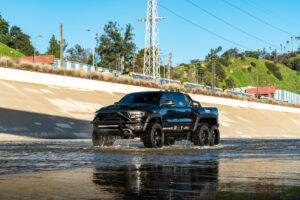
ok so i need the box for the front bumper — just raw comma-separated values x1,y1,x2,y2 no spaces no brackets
92,121,147,137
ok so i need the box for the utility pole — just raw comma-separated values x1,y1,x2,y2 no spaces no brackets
33,34,42,64
195,68,198,84
163,55,166,84
86,29,95,68
212,62,215,92
132,53,136,72
268,83,270,98
60,24,63,68
167,52,172,80
120,56,124,72
138,0,167,82
256,74,259,99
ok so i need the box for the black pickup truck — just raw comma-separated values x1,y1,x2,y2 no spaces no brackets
91,91,220,148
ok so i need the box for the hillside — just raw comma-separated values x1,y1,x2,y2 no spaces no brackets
0,42,25,58
171,56,300,93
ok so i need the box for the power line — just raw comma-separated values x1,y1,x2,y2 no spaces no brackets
158,3,252,50
222,0,295,37
185,0,279,49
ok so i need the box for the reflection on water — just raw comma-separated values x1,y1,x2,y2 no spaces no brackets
0,139,300,199
93,162,219,199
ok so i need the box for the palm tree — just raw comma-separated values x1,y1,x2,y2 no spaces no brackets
286,41,290,53
280,44,283,55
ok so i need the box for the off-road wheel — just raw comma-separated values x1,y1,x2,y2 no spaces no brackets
92,131,120,146
208,125,220,146
141,123,164,148
193,124,209,146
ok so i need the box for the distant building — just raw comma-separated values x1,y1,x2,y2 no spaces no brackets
19,55,55,64
275,90,300,103
233,86,255,93
246,86,276,99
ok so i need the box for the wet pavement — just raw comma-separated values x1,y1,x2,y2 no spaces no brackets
0,139,300,199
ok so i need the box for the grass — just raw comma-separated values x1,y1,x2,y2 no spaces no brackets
0,42,25,58
1,56,300,109
172,57,300,94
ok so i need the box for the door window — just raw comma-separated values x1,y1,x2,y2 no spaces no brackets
172,93,187,107
160,93,173,104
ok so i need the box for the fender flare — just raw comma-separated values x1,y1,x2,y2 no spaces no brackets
192,114,219,132
143,114,163,131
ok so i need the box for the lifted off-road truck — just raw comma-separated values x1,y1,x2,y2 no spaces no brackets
92,91,220,148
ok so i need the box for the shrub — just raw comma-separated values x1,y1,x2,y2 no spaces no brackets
218,58,230,66
265,62,283,80
250,62,256,67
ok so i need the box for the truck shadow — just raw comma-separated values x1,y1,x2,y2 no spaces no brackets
0,107,92,139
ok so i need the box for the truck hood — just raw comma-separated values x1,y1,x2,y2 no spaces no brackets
97,104,158,113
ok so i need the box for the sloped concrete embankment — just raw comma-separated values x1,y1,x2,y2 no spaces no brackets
0,67,299,140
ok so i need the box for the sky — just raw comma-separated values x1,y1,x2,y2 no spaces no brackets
0,0,299,65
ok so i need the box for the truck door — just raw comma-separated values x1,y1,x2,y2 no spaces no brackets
159,93,176,130
171,93,193,131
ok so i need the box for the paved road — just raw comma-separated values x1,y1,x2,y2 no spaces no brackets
0,139,299,199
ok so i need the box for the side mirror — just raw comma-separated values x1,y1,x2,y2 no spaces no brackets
160,100,174,107
192,101,201,107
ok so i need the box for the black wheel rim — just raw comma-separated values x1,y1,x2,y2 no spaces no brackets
211,132,216,145
153,129,162,146
200,131,206,142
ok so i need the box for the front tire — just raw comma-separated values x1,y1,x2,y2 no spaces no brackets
208,125,220,146
193,124,209,146
141,123,164,148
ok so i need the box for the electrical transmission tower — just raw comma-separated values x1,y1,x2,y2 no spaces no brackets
167,52,172,80
138,0,167,81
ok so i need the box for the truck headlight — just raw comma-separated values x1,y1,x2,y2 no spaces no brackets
128,111,146,120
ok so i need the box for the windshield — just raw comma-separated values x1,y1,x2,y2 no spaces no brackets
118,92,161,105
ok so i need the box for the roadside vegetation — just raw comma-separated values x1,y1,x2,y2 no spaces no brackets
171,47,300,94
0,42,24,56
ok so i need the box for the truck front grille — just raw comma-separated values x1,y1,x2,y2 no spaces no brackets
97,112,130,122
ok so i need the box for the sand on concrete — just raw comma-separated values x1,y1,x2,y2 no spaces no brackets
0,133,42,141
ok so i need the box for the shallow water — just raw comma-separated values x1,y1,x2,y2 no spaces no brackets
0,139,300,199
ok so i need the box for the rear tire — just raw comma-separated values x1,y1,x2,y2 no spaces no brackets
208,125,220,146
193,124,209,146
92,131,120,146
141,123,164,148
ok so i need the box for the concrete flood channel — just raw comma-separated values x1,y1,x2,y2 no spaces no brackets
0,139,299,199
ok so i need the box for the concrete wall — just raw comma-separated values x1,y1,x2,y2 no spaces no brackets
0,67,300,140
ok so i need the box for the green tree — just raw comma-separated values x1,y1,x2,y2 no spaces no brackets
134,48,145,73
46,35,60,58
67,44,92,64
0,14,10,45
205,46,222,61
46,35,67,58
9,25,34,56
245,50,260,59
221,48,239,59
96,21,136,70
